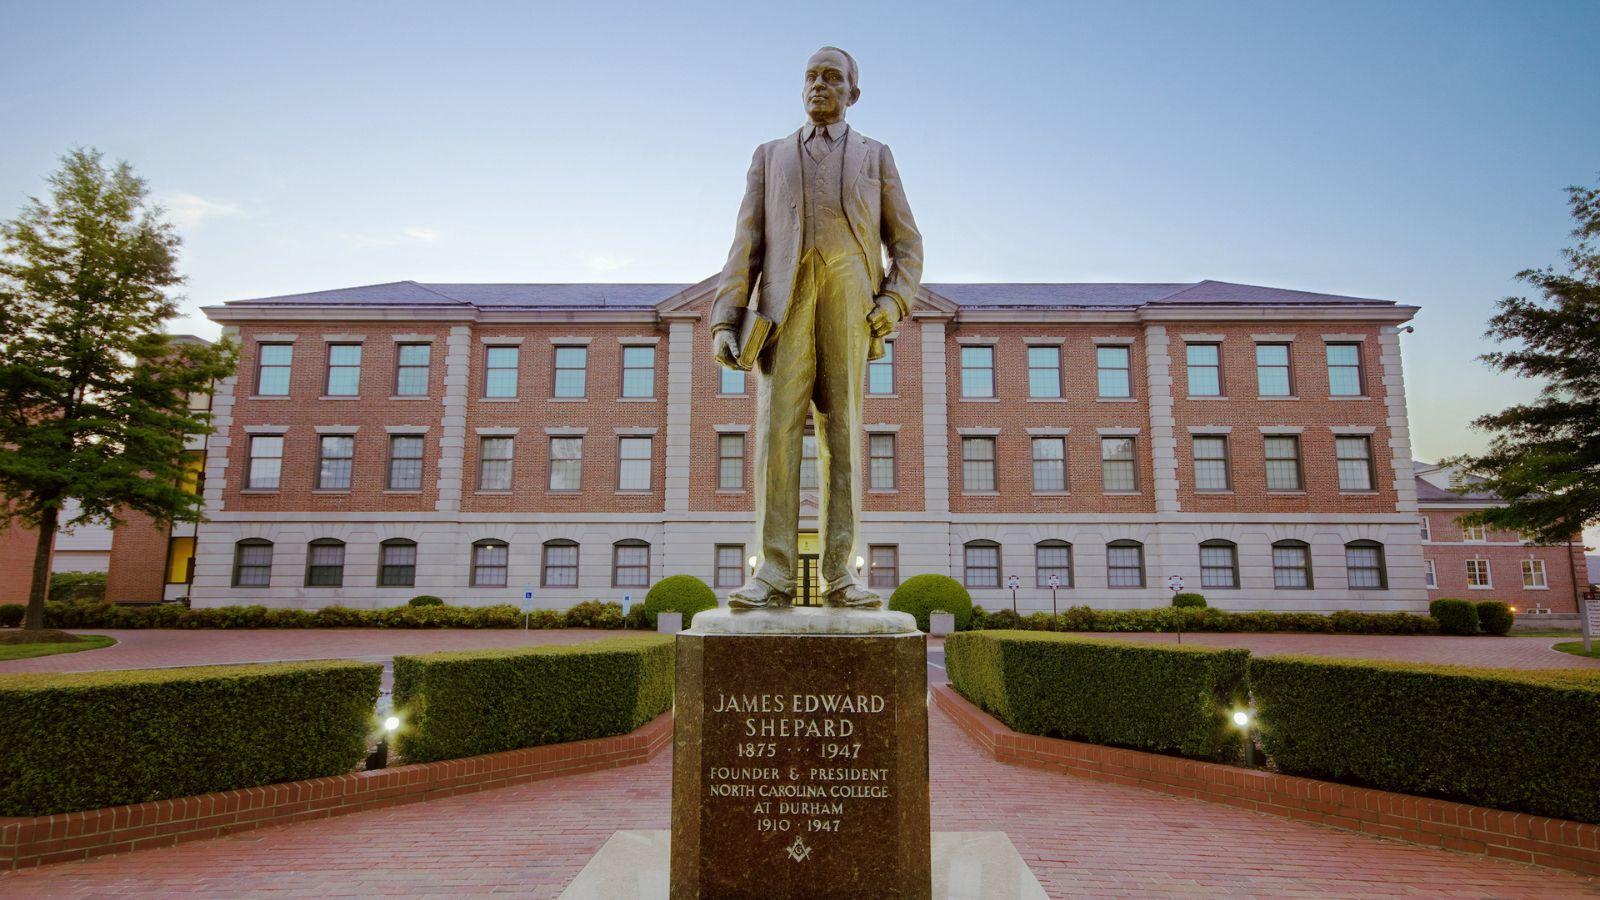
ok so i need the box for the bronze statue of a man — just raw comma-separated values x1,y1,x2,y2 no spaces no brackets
710,46,924,609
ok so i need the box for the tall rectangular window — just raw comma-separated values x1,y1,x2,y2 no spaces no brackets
1335,436,1375,490
962,436,996,492
325,344,362,396
718,433,745,490
1466,558,1492,588
1326,343,1364,396
869,340,894,394
1100,437,1137,492
1462,522,1488,542
869,545,899,589
1192,436,1230,491
1420,517,1432,541
1522,559,1548,588
233,541,273,587
1199,542,1238,589
715,544,744,588
800,433,819,489
1096,346,1131,398
1032,437,1066,491
247,435,284,490
378,541,417,587
1186,343,1221,397
613,542,650,588
720,366,745,395
1345,542,1386,588
165,536,196,585
1263,436,1303,491
963,542,1000,588
478,437,514,490
1255,343,1292,396
306,541,346,587
317,435,354,490
1027,345,1062,398
1272,543,1313,589
549,437,582,490
618,436,652,490
1424,559,1437,588
542,541,579,587
1107,542,1145,587
1035,542,1072,588
472,541,509,587
395,343,431,396
485,346,519,397
869,433,896,490
621,345,656,398
256,343,293,395
960,345,995,398
387,435,424,490
553,346,587,398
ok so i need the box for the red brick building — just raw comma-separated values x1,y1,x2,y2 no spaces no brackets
1415,461,1587,619
169,278,1434,613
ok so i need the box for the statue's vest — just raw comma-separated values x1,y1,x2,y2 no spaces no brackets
800,135,856,263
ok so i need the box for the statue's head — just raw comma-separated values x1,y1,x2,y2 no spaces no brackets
803,46,858,124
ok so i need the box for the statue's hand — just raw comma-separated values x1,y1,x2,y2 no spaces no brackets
868,296,899,338
713,330,740,367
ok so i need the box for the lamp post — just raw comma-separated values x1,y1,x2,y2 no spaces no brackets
1167,574,1184,644
1232,707,1256,767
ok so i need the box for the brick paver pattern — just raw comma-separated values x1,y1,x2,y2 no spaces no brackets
2,702,1593,897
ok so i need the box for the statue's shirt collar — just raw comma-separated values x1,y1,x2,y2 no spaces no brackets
801,121,849,143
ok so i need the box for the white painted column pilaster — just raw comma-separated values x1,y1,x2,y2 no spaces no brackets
920,321,950,516
434,325,471,513
190,325,240,605
1380,324,1427,603
1144,324,1185,601
664,321,694,514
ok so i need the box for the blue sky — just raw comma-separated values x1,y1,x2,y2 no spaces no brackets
3,0,1598,472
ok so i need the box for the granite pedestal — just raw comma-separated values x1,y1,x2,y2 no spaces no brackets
670,607,931,899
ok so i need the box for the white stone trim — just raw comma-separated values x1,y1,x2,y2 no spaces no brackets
243,424,290,435
1379,325,1420,516
321,333,366,343
479,336,526,345
1097,427,1141,436
545,426,588,436
1144,324,1179,519
1180,333,1225,343
1322,333,1368,343
390,334,435,343
549,336,593,345
475,427,519,436
1024,336,1066,346
255,332,298,343
618,335,662,345
1251,333,1296,342
1026,427,1070,436
1259,425,1305,434
921,322,950,514
664,322,693,514
616,426,659,436
1091,335,1133,346
1331,425,1378,435
865,423,901,433
385,425,430,434
314,424,360,435
955,335,998,345
435,325,471,512
713,423,751,433
202,326,240,515
1187,425,1233,434
957,427,1000,436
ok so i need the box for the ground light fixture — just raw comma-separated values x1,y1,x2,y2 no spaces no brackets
1232,709,1252,728
1231,707,1257,766
367,713,400,771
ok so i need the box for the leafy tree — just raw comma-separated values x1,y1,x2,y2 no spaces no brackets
0,149,236,629
1446,179,1600,545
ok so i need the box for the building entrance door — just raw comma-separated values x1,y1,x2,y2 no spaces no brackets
796,531,821,606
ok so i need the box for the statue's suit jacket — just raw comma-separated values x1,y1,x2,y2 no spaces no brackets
709,127,923,350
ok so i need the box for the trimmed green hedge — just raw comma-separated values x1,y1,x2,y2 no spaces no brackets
1430,598,1479,635
890,574,975,631
642,574,717,628
946,630,1249,761
392,635,673,763
1252,655,1600,823
32,600,632,630
48,570,106,603
1476,601,1514,636
968,605,1439,635
1171,592,1207,609
0,604,23,628
0,660,381,816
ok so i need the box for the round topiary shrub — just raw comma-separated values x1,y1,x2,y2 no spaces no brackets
1476,600,1514,636
408,595,445,608
889,574,974,632
1429,597,1480,636
642,574,717,628
0,604,24,628
1172,592,1207,609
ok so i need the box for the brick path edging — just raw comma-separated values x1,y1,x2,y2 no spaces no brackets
0,711,672,871
931,683,1600,877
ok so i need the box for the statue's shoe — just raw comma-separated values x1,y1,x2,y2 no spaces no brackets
823,584,882,609
728,579,794,609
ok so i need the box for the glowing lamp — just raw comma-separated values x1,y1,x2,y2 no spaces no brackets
1231,710,1251,728
384,716,400,733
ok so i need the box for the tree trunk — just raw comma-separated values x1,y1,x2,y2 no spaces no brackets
24,505,58,631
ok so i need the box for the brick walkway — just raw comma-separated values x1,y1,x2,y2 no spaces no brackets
3,704,1591,897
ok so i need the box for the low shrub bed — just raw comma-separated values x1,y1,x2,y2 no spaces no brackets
393,635,673,763
1251,655,1600,824
968,605,1440,635
0,660,381,816
945,630,1249,761
20,599,635,630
